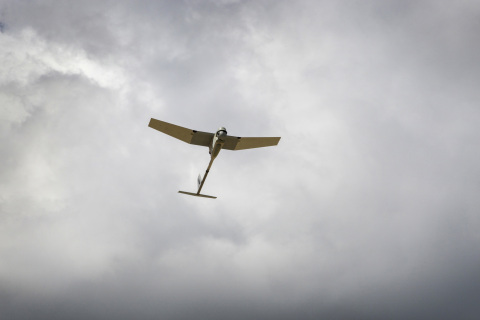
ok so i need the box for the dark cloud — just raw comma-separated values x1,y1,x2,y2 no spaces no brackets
1,0,480,319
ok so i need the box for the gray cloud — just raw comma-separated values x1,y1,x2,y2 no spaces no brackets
1,0,480,319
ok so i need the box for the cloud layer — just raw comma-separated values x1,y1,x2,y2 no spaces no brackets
1,1,480,319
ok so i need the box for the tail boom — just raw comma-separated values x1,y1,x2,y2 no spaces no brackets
178,157,217,199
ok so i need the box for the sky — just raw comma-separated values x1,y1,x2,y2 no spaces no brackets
1,0,480,319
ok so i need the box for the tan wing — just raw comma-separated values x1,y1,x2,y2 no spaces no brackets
223,135,281,150
148,118,214,147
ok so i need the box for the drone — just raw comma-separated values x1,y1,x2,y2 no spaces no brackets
149,118,281,199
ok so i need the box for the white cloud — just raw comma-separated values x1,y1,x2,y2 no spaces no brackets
1,1,480,319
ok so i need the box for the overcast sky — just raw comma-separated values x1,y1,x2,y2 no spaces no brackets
1,0,480,319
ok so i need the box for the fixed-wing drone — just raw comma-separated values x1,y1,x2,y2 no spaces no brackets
148,118,281,199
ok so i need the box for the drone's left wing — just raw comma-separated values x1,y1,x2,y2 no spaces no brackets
223,135,281,150
148,118,214,147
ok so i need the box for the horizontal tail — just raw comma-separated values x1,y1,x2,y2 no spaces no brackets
178,191,217,199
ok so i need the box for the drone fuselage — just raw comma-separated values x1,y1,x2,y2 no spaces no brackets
209,127,227,159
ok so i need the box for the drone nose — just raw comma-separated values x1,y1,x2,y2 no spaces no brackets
217,129,227,141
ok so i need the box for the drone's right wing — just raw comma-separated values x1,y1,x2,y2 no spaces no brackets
223,135,281,150
148,118,214,147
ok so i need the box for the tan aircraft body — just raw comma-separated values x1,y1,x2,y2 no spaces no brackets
148,118,281,199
